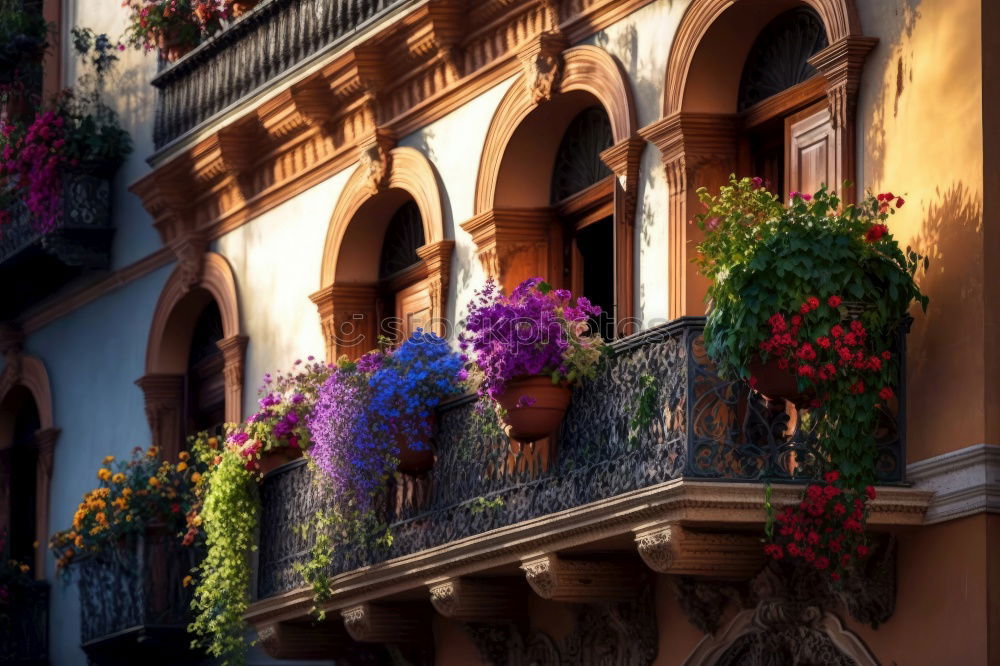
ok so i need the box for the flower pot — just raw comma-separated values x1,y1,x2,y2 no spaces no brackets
396,416,435,474
748,355,814,408
495,375,572,444
157,29,193,63
228,0,259,18
256,446,302,477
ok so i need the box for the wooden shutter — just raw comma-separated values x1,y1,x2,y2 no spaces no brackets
785,101,836,197
395,281,432,341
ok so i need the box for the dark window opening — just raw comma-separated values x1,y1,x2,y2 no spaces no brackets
9,395,39,575
185,301,225,438
551,106,614,204
576,216,615,340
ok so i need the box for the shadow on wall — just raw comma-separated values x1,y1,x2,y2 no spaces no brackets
593,21,663,128
637,141,661,325
904,181,982,459
863,0,922,186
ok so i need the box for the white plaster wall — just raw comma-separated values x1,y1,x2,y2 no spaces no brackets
215,168,353,416
398,76,516,340
62,1,162,268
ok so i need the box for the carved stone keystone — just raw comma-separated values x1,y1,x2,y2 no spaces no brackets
256,620,352,659
520,553,643,602
341,603,430,644
634,523,764,579
428,577,521,621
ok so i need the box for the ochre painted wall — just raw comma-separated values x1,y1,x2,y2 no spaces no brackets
857,0,985,463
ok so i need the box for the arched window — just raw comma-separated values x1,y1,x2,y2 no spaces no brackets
379,200,430,342
737,7,832,198
185,301,225,437
551,106,615,339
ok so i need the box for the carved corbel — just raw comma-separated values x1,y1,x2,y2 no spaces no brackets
358,128,396,195
216,335,248,424
136,168,198,249
341,603,431,644
425,0,466,80
135,373,185,459
216,120,268,201
428,577,522,621
167,230,209,294
517,31,568,105
520,553,644,603
633,523,764,579
309,284,380,362
808,36,878,129
415,240,455,336
256,620,352,659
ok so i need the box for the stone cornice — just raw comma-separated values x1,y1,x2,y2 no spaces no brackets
907,444,1000,524
244,479,929,627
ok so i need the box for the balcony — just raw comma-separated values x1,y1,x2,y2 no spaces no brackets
254,318,924,606
76,527,203,666
0,579,48,665
150,0,410,149
0,173,114,319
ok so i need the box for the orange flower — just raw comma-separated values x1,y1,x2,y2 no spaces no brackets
148,476,160,488
97,468,112,482
176,461,188,472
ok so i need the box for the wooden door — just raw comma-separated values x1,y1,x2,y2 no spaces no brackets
785,102,836,197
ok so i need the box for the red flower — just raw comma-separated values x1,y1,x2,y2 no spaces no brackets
865,485,877,500
751,176,764,188
849,380,865,394
830,572,841,582
856,544,870,557
882,350,892,360
798,364,815,377
865,224,888,242
832,502,846,516
797,343,817,361
896,197,905,208
749,376,759,389
791,314,802,327
777,358,789,370
807,296,819,310
769,313,787,332
824,470,840,483
831,324,844,338
879,387,894,401
814,556,829,570
827,295,842,308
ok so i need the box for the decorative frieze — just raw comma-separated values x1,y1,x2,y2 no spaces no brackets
520,553,644,602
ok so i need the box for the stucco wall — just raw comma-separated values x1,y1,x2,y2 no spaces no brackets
24,263,173,666
856,0,985,462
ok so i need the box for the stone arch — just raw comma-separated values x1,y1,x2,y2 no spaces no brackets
643,0,874,318
139,252,247,457
467,43,641,330
475,44,638,215
0,332,58,578
684,607,878,665
313,146,453,360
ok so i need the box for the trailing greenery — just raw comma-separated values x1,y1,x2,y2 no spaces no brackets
188,434,258,665
628,374,659,448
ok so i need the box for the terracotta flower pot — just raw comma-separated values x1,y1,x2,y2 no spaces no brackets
396,416,435,474
256,446,303,477
748,355,814,408
157,28,193,63
495,375,572,445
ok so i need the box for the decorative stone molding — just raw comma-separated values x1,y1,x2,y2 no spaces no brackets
167,229,209,294
427,577,521,621
244,481,927,629
459,208,554,289
633,523,763,579
135,374,185,459
256,620,352,659
358,129,396,196
908,443,1000,524
416,240,456,338
520,553,643,602
309,284,380,362
518,31,568,105
340,603,430,644
808,35,878,128
216,335,248,424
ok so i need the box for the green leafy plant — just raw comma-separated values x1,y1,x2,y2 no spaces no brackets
628,374,659,448
0,2,49,99
187,430,259,665
694,176,927,580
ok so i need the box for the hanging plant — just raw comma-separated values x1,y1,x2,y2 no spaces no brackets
693,175,927,581
186,431,258,665
227,357,332,476
122,0,227,60
460,277,605,445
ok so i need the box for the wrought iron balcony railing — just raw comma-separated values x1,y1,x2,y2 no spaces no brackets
0,172,114,319
0,579,48,665
77,528,203,665
150,0,409,149
256,317,907,599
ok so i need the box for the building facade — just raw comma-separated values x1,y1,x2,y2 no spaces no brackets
1,0,998,664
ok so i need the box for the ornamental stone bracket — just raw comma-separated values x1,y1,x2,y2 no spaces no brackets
135,373,185,460
520,553,645,603
807,36,878,130
340,602,432,645
517,31,569,105
428,577,523,621
633,522,764,580
256,620,353,660
309,284,380,362
459,208,555,289
358,129,397,196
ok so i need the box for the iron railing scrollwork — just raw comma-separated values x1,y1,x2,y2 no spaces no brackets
150,0,409,148
256,317,907,599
